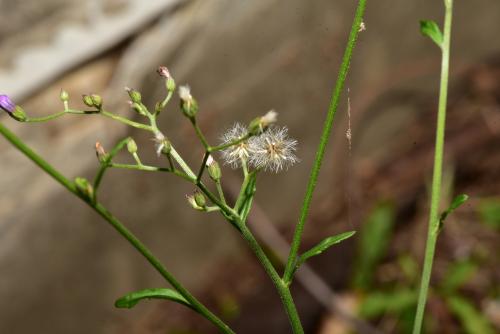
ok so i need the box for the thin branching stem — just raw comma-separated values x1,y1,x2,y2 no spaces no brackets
0,122,234,334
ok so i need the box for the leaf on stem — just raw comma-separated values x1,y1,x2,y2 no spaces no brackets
439,194,469,230
420,20,443,48
295,231,356,270
115,288,192,309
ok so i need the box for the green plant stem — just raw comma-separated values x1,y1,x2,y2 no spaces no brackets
209,134,251,152
283,0,367,284
215,180,227,205
413,1,453,333
0,122,234,334
24,108,152,131
239,224,304,334
109,163,193,182
93,137,131,201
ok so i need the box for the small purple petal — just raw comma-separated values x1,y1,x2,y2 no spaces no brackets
0,94,16,114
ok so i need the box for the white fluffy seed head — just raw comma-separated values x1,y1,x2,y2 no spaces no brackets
220,123,250,168
249,126,298,172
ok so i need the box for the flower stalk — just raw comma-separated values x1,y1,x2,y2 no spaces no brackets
413,1,454,333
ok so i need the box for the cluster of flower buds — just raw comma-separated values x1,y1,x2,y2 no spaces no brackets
82,94,103,109
0,94,27,122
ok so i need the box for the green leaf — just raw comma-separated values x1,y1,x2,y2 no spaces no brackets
297,231,356,267
447,296,495,334
440,260,477,294
359,289,417,319
115,288,192,309
420,20,443,47
439,194,469,230
478,198,500,229
352,202,396,289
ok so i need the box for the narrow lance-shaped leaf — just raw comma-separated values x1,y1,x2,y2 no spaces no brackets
420,20,443,48
439,194,469,230
115,288,192,310
294,231,356,274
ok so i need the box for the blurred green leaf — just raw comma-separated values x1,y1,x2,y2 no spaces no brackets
398,254,419,283
440,259,477,294
420,20,443,47
353,202,396,289
359,289,417,319
115,288,191,309
217,293,240,320
439,194,469,230
447,296,495,334
297,231,356,267
478,198,500,229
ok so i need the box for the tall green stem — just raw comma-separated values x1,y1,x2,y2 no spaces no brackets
413,1,453,333
0,122,234,334
283,0,367,284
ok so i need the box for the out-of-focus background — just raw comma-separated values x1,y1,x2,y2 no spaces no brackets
1,0,499,333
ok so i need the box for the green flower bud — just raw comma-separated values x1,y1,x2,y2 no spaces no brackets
247,110,278,135
207,156,221,182
90,94,103,108
74,177,93,199
180,98,198,119
11,106,27,122
82,95,94,108
95,142,107,162
178,85,198,120
187,193,204,211
194,191,206,208
59,89,69,102
126,87,142,103
127,139,138,154
166,77,176,92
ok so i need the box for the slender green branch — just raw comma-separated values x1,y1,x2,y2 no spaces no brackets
283,0,367,284
93,138,131,201
24,109,93,122
110,163,194,183
209,134,251,152
197,151,210,182
0,122,234,334
413,1,454,333
101,110,152,131
191,120,210,150
215,180,227,205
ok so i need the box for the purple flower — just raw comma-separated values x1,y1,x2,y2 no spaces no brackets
0,94,15,114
